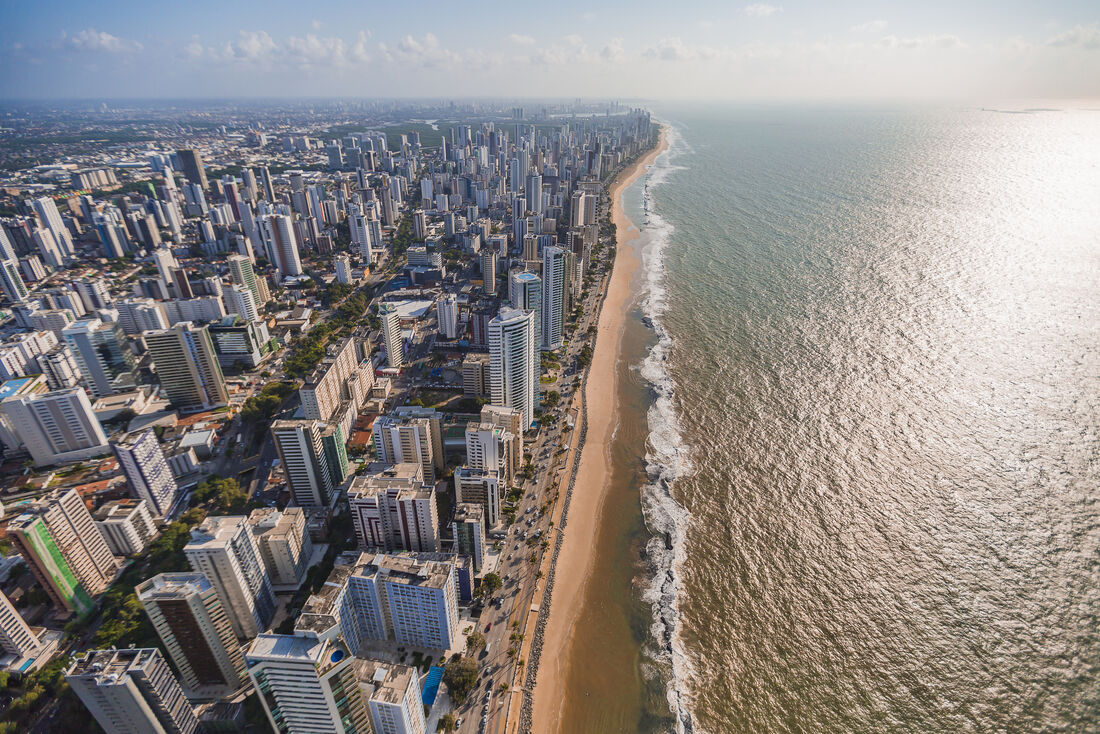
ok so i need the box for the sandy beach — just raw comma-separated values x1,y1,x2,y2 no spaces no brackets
531,128,669,733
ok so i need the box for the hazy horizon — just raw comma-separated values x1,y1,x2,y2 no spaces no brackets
2,0,1098,101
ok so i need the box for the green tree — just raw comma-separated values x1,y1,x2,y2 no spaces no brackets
439,712,457,732
442,656,478,703
466,631,486,651
480,572,502,599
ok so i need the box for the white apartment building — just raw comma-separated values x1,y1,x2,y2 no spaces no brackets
94,498,158,556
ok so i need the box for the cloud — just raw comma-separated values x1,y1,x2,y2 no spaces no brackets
743,4,780,17
1046,25,1100,49
851,20,888,33
600,37,624,62
65,28,142,53
351,31,371,63
643,37,696,61
878,34,963,49
393,33,460,66
509,33,535,45
184,36,203,59
286,34,347,67
582,12,595,21
311,19,322,31
699,20,714,29
564,34,584,47
219,30,277,62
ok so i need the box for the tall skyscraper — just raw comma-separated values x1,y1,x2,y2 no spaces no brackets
480,249,497,296
347,467,439,552
541,245,568,351
247,508,314,588
136,573,247,697
7,488,118,615
509,269,542,341
62,317,131,398
94,498,158,556
227,253,266,306
451,504,486,572
67,648,200,734
348,204,374,261
184,516,276,640
260,214,303,277
380,302,403,369
0,258,29,303
0,589,42,661
244,630,369,734
223,283,258,322
436,294,459,339
0,387,110,466
356,659,428,734
32,196,75,259
372,409,444,483
488,306,538,425
271,419,335,508
175,148,209,191
465,421,515,486
144,322,229,412
112,429,179,516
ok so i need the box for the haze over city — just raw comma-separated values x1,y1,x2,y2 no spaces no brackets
2,0,1099,100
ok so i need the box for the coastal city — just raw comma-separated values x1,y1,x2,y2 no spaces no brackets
0,99,658,733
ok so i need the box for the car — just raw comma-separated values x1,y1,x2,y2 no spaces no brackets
485,622,492,631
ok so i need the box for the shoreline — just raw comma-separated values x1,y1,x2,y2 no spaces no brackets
528,127,669,734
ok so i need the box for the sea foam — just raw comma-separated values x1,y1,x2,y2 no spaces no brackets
636,125,699,734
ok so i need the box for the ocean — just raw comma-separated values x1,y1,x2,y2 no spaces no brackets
622,105,1100,733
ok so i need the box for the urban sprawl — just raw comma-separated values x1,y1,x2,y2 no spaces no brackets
0,100,655,734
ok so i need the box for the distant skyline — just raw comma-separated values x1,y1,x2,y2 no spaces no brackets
1,0,1098,101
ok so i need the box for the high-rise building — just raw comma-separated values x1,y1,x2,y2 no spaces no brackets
347,466,438,552
184,516,276,640
144,322,229,412
94,498,158,556
334,253,354,284
480,249,497,295
32,196,75,259
355,659,428,734
300,336,360,422
372,408,444,483
454,468,503,526
465,421,515,486
62,317,131,398
7,488,118,615
0,387,110,466
348,204,374,261
379,302,403,369
67,648,200,734
461,353,491,398
175,148,209,191
488,306,538,425
244,629,369,734
451,503,486,572
509,269,542,341
74,278,112,311
0,258,29,303
0,589,42,661
541,245,568,351
222,283,257,323
247,508,314,588
136,573,247,698
226,253,267,306
260,214,303,278
328,552,460,651
271,419,335,508
480,404,524,478
112,429,179,516
436,294,459,339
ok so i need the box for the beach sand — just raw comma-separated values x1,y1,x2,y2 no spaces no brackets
531,128,669,733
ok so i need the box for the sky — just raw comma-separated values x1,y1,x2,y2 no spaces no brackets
1,0,1098,101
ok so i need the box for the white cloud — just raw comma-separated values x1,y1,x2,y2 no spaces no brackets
286,34,347,67
184,36,203,59
311,19,322,31
393,33,460,66
219,30,278,62
851,20,888,33
643,37,695,61
65,28,142,53
879,34,964,49
509,33,535,45
1046,25,1100,49
601,37,624,62
743,4,781,17
564,34,584,47
351,31,371,63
